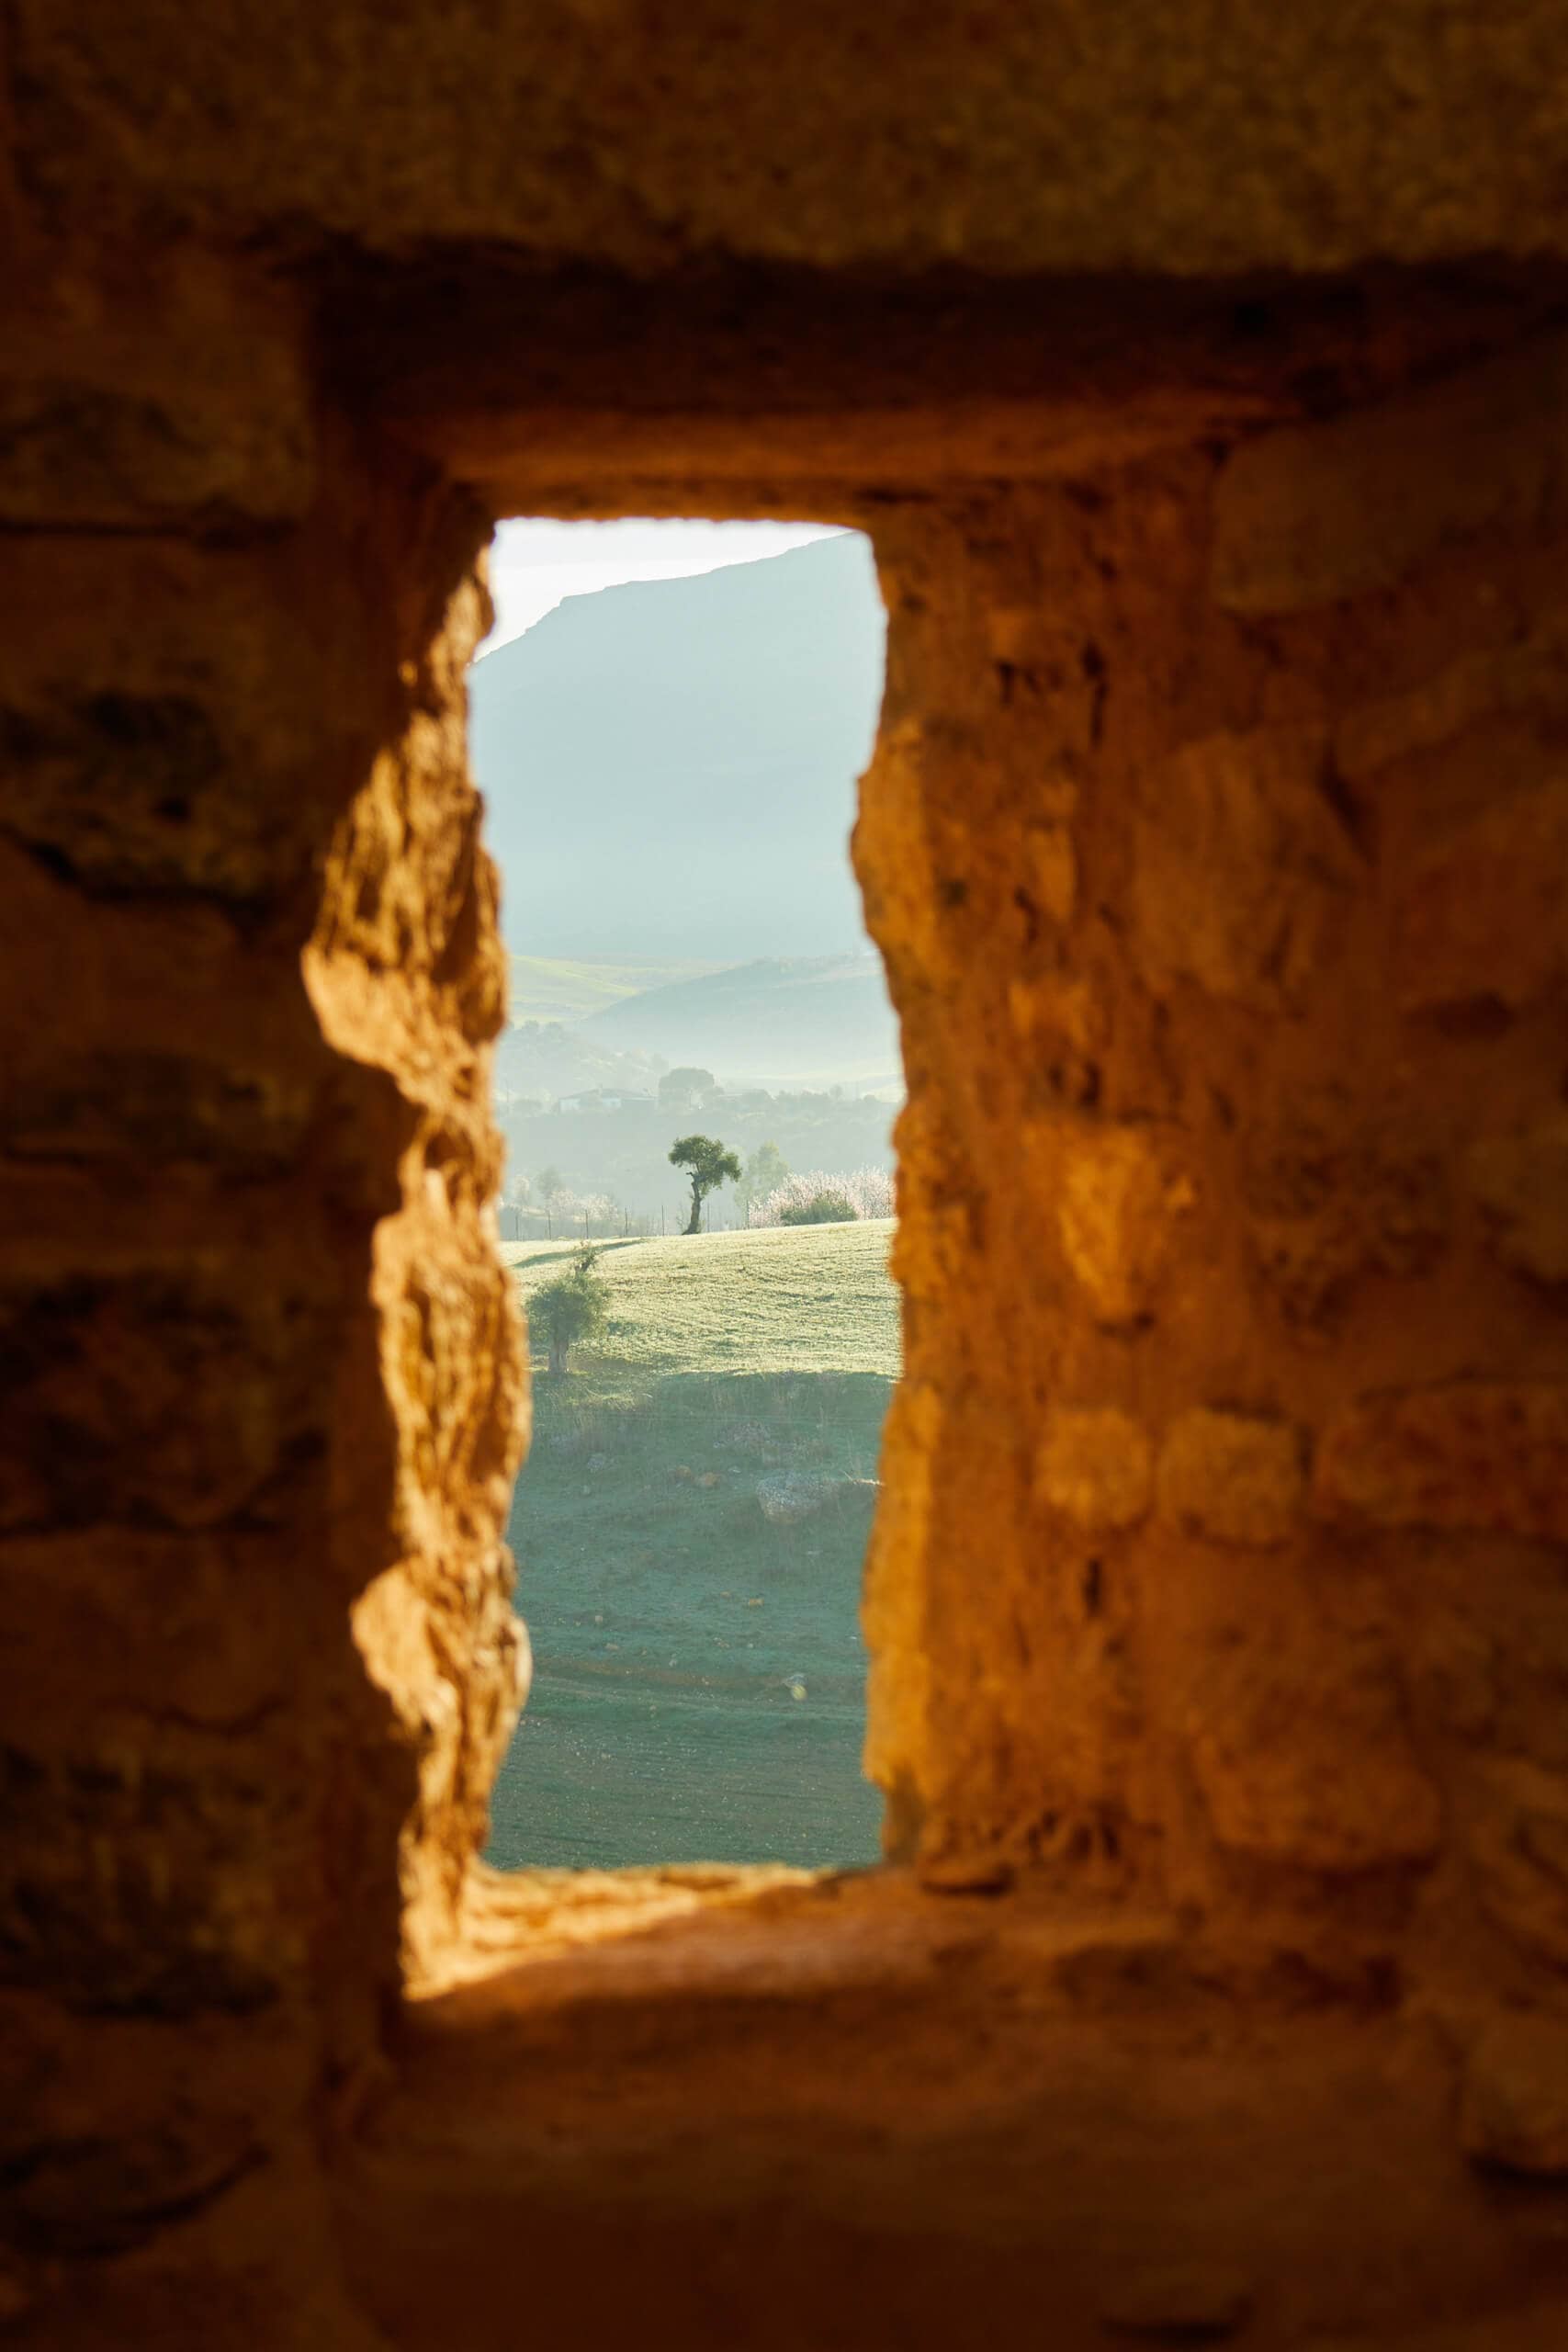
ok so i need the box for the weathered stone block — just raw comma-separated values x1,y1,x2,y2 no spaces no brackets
1213,337,1568,614
1157,1409,1303,1546
1035,1408,1152,1530
1461,2013,1568,2177
1050,1123,1195,1327
1024,820,1077,927
1315,1384,1568,1544
1469,1758,1568,1973
0,541,378,905
0,1727,307,2015
1469,1117,1568,1287
1190,1654,1442,1872
0,1052,317,1173
1131,727,1358,1011
1397,782,1568,1014
0,1262,335,1533
1246,1117,1450,1330
0,325,314,529
1335,606,1568,782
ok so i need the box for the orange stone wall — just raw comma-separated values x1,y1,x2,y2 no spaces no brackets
859,378,1568,2008
3,6,1568,2344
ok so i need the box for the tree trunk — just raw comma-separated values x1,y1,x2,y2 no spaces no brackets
683,1182,703,1236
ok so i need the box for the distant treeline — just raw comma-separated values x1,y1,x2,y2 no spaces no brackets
499,1090,897,1226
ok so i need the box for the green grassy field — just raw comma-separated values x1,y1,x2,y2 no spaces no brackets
507,953,717,1024
488,1221,898,1871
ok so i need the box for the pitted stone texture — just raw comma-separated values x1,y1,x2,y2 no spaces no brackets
15,1,1568,280
1315,1385,1568,1544
1468,1118,1568,1288
1396,782,1568,1015
860,440,1568,1947
0,1723,310,2015
1049,1123,1196,1328
1245,1113,1450,1333
0,538,380,905
1461,2013,1568,2177
1157,1411,1303,1547
1470,1758,1568,1973
1335,605,1568,783
0,1256,339,1534
305,537,527,1986
1036,1409,1152,1531
1190,1645,1442,1873
1,262,315,528
1213,336,1568,613
1130,727,1358,1012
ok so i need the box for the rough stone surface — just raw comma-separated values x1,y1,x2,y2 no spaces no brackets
1315,1386,1568,1544
0,263,315,528
1189,1637,1444,1873
1396,783,1568,1015
1157,1411,1303,1547
17,3,1568,281
1212,337,1568,614
1050,1125,1196,1328
5,16,1568,2349
1130,728,1359,1012
1468,1758,1568,1973
1036,1410,1152,1532
1100,2259,1253,2339
1469,1119,1568,1288
1461,2014,1568,2177
1244,1114,1450,1333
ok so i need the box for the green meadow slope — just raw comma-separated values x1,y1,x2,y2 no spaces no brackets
488,1221,898,1871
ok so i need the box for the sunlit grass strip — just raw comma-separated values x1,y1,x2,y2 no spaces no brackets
501,1219,899,1380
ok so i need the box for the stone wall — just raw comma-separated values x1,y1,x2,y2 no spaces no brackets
3,6,1568,2345
859,359,1568,2007
0,264,524,2336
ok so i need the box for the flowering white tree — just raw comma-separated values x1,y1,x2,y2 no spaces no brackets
748,1166,895,1227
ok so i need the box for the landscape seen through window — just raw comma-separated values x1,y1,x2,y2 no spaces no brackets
473,519,895,1870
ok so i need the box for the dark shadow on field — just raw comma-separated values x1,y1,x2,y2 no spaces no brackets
507,1237,649,1274
487,1366,889,1871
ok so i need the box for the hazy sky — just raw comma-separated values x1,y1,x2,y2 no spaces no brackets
483,517,841,651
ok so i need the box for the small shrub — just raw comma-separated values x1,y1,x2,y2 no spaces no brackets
531,1252,610,1373
751,1167,894,1226
780,1190,859,1226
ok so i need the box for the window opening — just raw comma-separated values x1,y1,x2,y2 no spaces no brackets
471,518,896,1871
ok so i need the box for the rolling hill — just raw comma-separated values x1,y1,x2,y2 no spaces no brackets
489,1221,897,1870
502,1220,900,1379
469,533,886,964
507,953,718,1024
581,950,899,1087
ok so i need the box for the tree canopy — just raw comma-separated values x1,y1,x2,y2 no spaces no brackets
659,1066,716,1110
668,1133,742,1235
529,1241,609,1373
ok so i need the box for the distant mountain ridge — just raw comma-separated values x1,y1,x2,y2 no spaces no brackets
469,534,886,965
583,951,898,1088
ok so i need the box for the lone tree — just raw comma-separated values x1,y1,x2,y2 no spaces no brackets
669,1133,742,1235
529,1241,609,1374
